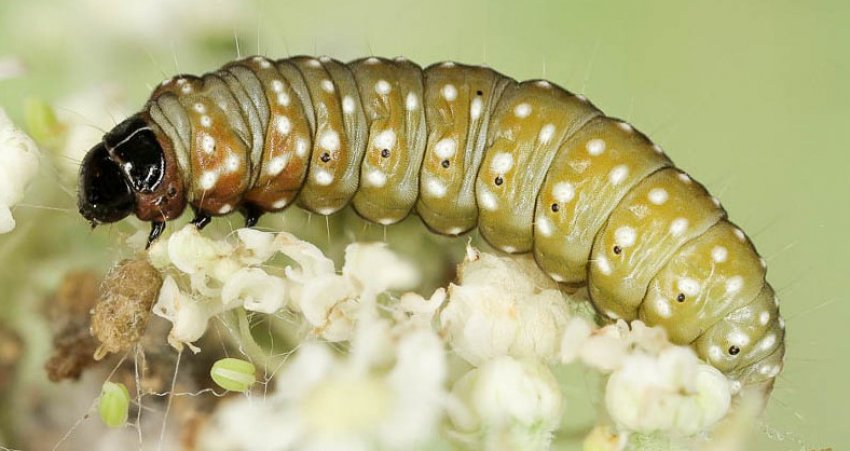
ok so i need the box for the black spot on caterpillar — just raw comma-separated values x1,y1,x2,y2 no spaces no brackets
76,55,785,396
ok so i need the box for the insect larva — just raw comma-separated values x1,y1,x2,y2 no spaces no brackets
77,55,785,396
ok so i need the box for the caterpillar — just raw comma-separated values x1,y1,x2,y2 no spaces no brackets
77,55,785,397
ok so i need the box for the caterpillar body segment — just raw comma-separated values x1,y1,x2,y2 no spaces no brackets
417,62,512,236
476,80,600,253
533,115,673,286
76,55,786,396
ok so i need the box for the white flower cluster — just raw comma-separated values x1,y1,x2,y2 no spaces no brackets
438,249,570,448
0,108,39,234
560,319,732,437
150,226,735,449
199,321,447,451
149,225,418,350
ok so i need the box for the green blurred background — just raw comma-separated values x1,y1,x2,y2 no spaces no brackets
0,0,846,448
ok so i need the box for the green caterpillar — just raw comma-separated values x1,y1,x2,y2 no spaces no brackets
77,55,785,397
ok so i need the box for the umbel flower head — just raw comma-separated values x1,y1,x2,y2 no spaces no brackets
127,225,742,449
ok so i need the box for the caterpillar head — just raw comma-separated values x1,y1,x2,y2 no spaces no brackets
78,114,185,227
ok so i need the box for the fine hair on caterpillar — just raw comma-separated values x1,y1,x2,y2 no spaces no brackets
76,54,785,400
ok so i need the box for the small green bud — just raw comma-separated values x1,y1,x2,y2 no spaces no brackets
210,358,256,392
23,97,63,149
98,382,130,428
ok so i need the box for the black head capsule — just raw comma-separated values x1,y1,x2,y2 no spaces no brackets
78,114,166,225
78,143,135,224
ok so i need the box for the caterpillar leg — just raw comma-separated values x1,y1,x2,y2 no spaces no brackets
241,203,263,228
190,210,212,229
146,221,166,249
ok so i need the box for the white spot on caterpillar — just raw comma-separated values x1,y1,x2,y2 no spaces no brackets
491,152,514,173
367,170,387,187
536,217,553,237
617,121,633,132
318,207,336,215
596,255,612,275
759,311,770,326
272,198,288,209
648,188,668,205
604,309,620,319
614,226,637,248
760,333,776,351
734,228,746,241
320,79,334,93
779,317,785,329
375,80,391,95
535,80,552,88
320,130,340,151
377,218,395,225
448,227,464,235
538,124,556,144
549,272,565,282
374,129,396,150
725,276,744,294
276,116,291,135
609,165,629,185
767,365,781,378
295,138,309,157
199,171,219,190
478,190,498,211
670,218,689,236
435,138,456,159
201,116,212,128
586,139,606,156
342,96,355,114
218,204,232,214
727,331,750,346
441,84,457,101
181,84,192,94
405,92,418,111
277,92,290,106
201,135,216,154
192,103,206,113
266,156,289,176
224,153,240,173
711,196,721,207
441,61,456,68
576,94,587,102
259,60,271,69
365,57,380,65
709,346,722,361
470,97,483,120
319,56,331,63
678,277,701,296
711,246,728,263
653,143,664,154
514,102,531,118
314,169,333,186
759,257,767,268
677,172,692,184
426,178,447,197
176,78,186,85
307,58,321,67
552,182,575,203
271,80,284,93
654,298,671,318
502,246,517,253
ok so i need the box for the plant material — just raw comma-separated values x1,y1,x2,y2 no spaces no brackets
210,358,256,393
98,381,130,428
91,258,163,359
